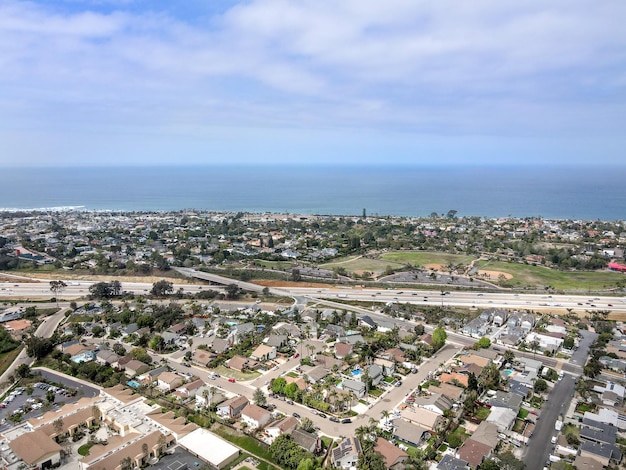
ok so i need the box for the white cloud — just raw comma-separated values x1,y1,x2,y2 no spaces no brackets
0,0,625,165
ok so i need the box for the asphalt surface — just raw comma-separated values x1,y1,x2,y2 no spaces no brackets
523,330,595,469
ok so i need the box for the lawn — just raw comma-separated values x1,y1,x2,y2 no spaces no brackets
518,408,529,420
321,256,404,274
215,365,261,381
380,251,475,268
475,407,491,420
251,260,296,270
476,259,626,291
212,424,276,466
77,442,95,456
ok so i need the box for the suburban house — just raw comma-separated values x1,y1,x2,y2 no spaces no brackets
250,344,276,361
413,393,454,415
391,419,430,447
373,437,408,470
173,379,205,399
334,342,353,359
241,404,272,430
192,348,216,367
374,357,395,376
331,437,362,469
266,417,298,442
341,379,367,398
123,359,150,377
95,350,120,368
217,396,249,419
291,429,322,454
457,438,493,469
156,372,185,392
401,408,444,431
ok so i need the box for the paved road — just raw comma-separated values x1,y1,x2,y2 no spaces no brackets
523,329,595,469
0,308,68,393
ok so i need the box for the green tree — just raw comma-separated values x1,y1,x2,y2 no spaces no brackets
534,378,548,393
432,327,447,350
149,335,166,353
291,268,302,282
297,458,315,470
474,337,491,349
16,363,31,379
151,280,174,297
225,283,240,299
253,387,267,407
49,280,67,306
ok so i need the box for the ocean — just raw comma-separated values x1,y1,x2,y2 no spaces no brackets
1,165,625,220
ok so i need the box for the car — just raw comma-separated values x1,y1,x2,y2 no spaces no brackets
293,412,301,418
286,400,294,405
341,418,352,424
228,378,236,383
329,417,340,423
395,381,402,387
278,396,286,401
183,362,191,367
551,436,557,444
318,413,327,419
311,410,318,415
0,403,6,408
608,304,613,307
293,353,299,359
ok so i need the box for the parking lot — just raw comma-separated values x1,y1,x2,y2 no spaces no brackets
0,369,100,432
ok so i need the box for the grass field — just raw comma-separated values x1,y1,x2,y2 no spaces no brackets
476,260,626,291
380,251,475,267
251,260,297,270
321,256,404,274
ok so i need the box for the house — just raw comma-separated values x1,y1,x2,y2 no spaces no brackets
488,391,522,412
291,428,322,454
192,348,216,367
382,348,406,363
460,353,491,369
250,344,276,361
266,416,298,442
161,331,180,345
437,454,470,470
121,323,139,337
241,404,272,430
157,371,185,392
374,357,395,376
217,395,249,419
485,407,517,433
492,310,508,327
306,365,330,383
209,337,231,354
335,342,353,359
228,355,261,372
439,372,469,388
367,364,384,386
195,386,226,409
572,455,605,470
391,419,430,447
359,315,377,329
9,429,62,468
174,379,205,399
95,350,120,368
342,379,367,398
123,359,150,377
413,393,454,415
584,407,626,431
266,334,289,348
579,441,622,467
429,383,465,402
331,437,362,469
170,322,188,335
469,422,499,448
374,437,408,469
316,355,343,370
520,314,535,333
457,438,493,468
400,408,444,431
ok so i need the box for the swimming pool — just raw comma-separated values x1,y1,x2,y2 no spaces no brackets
352,369,362,377
503,369,515,376
127,380,140,388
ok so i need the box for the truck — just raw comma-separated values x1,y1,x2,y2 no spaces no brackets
555,419,563,431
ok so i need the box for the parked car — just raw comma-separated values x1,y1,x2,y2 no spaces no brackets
228,378,236,383
318,413,327,419
286,400,294,405
293,412,300,418
329,417,339,423
341,418,352,424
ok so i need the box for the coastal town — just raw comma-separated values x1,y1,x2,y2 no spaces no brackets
0,210,625,470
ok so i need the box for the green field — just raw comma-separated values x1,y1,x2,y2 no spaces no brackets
251,260,297,270
476,260,626,291
321,256,404,274
380,251,475,267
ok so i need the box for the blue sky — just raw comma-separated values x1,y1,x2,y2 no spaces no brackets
1,0,625,167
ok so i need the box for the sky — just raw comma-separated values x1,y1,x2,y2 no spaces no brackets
1,0,625,167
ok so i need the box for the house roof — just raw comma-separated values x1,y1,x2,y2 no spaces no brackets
291,428,319,451
391,419,429,446
401,407,441,429
374,437,408,468
242,404,271,422
332,437,362,464
335,342,353,357
158,371,183,385
221,395,249,410
470,422,499,448
437,454,470,470
573,455,605,470
9,430,62,465
267,416,298,433
440,372,469,387
251,344,275,359
457,438,493,468
414,393,454,412
429,383,464,401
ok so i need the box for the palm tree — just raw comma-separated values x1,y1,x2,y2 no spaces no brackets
381,410,390,424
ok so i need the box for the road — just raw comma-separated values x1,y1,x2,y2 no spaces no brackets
523,329,596,469
0,308,68,393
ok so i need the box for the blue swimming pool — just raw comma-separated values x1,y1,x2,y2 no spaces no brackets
127,380,140,388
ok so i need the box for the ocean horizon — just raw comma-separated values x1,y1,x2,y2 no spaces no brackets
1,165,625,220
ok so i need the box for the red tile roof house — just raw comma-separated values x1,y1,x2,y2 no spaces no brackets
241,404,272,430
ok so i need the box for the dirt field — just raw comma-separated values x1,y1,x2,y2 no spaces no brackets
476,270,513,280
424,264,444,271
3,272,194,284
